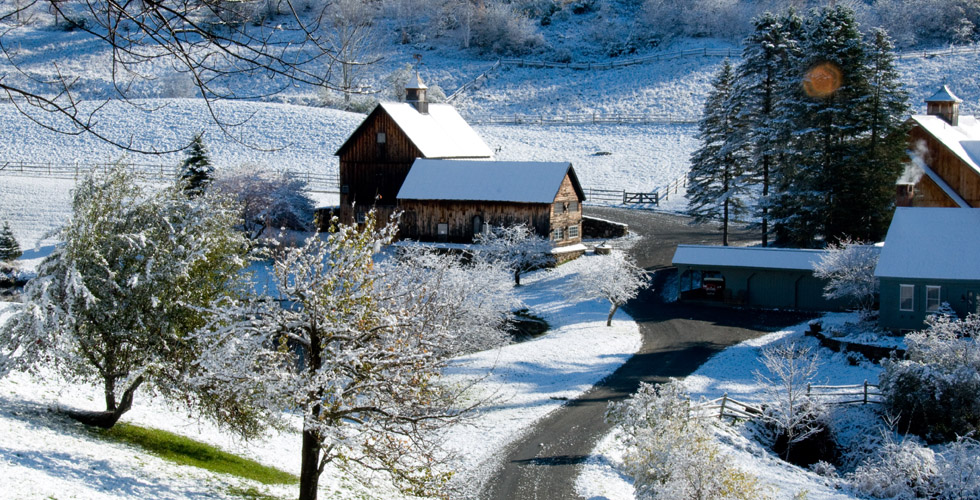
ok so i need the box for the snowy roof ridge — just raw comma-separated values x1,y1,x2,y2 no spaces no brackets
672,244,832,271
926,85,962,103
911,114,980,176
875,207,980,280
397,159,580,203
335,102,493,159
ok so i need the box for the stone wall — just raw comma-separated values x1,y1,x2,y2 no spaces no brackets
583,216,628,239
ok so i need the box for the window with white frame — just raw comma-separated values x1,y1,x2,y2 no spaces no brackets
553,227,564,240
900,284,914,311
568,224,579,238
926,285,941,312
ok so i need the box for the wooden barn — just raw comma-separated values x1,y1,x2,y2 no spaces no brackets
334,73,493,225
900,85,980,208
397,159,586,246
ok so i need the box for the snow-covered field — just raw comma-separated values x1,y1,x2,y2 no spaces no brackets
0,254,641,500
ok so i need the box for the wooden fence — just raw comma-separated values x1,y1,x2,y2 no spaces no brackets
500,47,740,71
446,60,502,102
701,382,881,422
582,174,687,207
497,44,979,73
0,161,339,194
466,111,697,125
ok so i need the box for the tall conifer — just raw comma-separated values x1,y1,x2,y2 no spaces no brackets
687,59,752,246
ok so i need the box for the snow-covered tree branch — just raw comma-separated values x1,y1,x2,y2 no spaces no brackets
476,223,553,286
192,212,512,500
812,238,880,313
569,251,649,326
0,166,249,429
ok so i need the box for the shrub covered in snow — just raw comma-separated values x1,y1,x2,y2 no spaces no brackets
212,164,316,240
879,314,980,442
607,380,763,500
812,239,879,313
848,433,980,499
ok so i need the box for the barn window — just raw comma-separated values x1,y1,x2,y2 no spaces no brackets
437,223,449,236
926,286,941,312
554,202,564,213
568,224,579,238
356,211,367,224
376,132,386,144
899,284,914,311
569,201,578,212
553,227,564,240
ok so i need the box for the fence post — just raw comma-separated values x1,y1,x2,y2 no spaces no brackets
807,383,812,397
622,191,627,204
863,380,868,404
719,393,728,420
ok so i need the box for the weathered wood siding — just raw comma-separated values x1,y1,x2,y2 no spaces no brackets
549,174,584,245
399,200,551,243
909,125,980,207
339,109,422,223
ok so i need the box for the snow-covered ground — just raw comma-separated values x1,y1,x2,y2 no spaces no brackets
0,253,641,500
577,312,886,500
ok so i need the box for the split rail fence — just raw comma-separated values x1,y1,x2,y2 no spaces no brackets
701,381,881,422
0,161,339,194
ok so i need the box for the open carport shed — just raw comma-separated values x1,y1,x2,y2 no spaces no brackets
671,245,850,311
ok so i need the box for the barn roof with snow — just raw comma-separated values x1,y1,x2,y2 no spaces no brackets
874,207,980,280
671,245,831,271
335,102,493,159
909,114,980,178
397,159,585,203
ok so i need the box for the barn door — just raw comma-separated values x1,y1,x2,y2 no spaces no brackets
472,215,483,240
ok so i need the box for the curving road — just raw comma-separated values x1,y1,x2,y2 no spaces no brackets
479,207,812,499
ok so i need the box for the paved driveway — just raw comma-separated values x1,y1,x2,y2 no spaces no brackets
479,208,811,499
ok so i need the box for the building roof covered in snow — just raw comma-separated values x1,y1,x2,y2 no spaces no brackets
397,159,584,203
672,245,836,271
875,207,980,280
910,114,980,177
335,102,492,159
926,85,962,103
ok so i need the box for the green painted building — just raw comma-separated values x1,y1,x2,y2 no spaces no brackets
875,208,980,332
672,245,853,311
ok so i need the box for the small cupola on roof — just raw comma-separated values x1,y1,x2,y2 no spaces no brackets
926,85,962,126
405,72,428,114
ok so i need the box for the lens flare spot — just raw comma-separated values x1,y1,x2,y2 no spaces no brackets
803,62,842,98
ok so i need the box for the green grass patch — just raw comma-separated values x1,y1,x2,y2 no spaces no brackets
95,423,297,485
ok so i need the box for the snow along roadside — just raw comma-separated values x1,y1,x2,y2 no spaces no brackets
440,253,643,495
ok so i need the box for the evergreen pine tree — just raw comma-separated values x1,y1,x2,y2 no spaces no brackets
180,133,214,196
771,6,880,247
734,11,804,247
853,28,909,241
687,60,752,246
0,221,21,262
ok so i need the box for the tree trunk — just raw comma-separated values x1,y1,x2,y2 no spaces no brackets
606,303,618,327
67,375,144,428
514,269,521,286
298,428,322,500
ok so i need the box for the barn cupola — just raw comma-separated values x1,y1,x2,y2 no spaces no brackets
405,72,428,114
926,85,962,126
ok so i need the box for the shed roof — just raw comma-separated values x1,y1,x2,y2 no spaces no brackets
875,207,980,280
910,114,980,177
671,245,830,271
397,159,584,204
335,102,493,159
